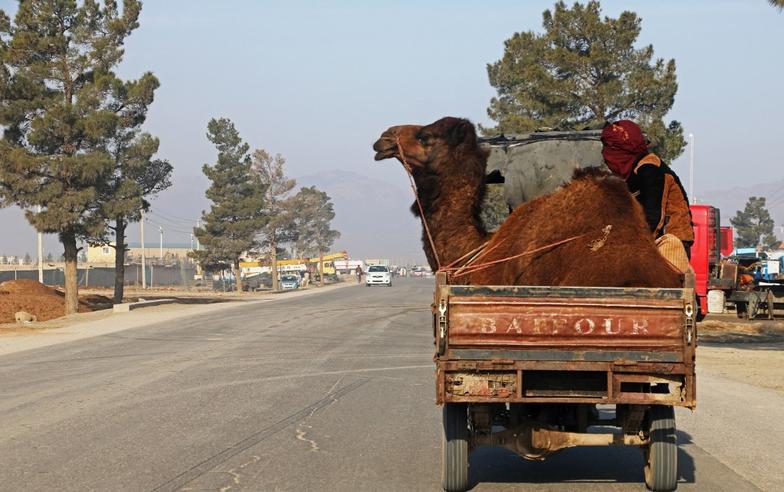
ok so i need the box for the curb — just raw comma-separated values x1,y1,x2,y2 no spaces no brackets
112,298,177,313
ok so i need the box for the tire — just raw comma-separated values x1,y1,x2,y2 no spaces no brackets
644,405,678,491
441,403,469,492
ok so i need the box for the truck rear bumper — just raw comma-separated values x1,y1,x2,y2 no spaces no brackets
436,359,695,408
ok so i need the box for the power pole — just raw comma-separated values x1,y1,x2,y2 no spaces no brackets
140,209,147,289
159,226,163,260
37,205,43,283
196,220,201,250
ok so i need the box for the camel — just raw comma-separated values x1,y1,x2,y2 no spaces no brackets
372,117,682,288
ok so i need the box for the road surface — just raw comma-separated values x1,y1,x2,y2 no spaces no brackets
0,278,781,491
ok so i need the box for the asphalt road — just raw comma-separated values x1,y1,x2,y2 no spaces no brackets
0,278,780,491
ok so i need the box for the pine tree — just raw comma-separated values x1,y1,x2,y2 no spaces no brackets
0,0,143,313
484,1,685,162
191,118,267,293
730,196,778,249
252,149,296,291
290,186,340,286
77,67,172,303
98,130,172,303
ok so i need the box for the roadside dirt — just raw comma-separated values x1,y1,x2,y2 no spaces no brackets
0,280,112,324
698,314,784,395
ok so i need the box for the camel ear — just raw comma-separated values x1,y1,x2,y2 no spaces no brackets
446,119,475,148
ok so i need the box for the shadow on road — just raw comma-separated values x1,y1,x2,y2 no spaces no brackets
466,430,696,489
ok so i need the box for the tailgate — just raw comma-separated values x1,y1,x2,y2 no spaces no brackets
434,281,696,407
443,286,693,362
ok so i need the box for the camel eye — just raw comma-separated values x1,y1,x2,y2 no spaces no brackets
417,134,429,145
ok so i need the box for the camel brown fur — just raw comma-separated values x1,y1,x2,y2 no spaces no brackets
373,117,682,288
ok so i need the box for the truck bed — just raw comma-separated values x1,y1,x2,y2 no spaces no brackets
434,275,696,408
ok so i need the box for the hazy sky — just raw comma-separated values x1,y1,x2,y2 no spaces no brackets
1,0,783,257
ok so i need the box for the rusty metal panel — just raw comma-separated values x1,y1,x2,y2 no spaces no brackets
447,295,685,348
445,372,517,398
447,285,690,301
434,283,696,408
449,349,683,363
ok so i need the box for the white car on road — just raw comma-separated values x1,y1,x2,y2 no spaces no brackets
365,265,392,287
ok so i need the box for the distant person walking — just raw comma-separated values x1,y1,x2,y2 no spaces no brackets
355,265,363,284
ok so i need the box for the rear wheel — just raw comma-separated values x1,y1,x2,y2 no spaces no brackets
644,405,678,491
441,403,469,492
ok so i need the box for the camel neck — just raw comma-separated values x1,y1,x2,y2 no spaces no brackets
415,174,488,269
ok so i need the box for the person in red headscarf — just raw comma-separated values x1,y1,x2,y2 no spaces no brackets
601,120,694,257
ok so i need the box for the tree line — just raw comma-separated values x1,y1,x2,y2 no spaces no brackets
0,1,338,313
190,117,339,293
0,0,171,312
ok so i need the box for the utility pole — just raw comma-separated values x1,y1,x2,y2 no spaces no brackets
196,220,201,250
190,233,194,250
689,133,695,203
140,209,147,289
159,226,163,260
37,204,43,283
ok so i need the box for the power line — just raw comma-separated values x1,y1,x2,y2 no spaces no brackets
143,218,194,237
147,213,196,233
149,208,200,224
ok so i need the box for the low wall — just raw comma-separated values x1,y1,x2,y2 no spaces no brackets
0,265,197,288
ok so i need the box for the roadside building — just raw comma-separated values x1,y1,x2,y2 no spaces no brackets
86,243,195,265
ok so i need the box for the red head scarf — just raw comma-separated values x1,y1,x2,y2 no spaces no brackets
600,120,648,180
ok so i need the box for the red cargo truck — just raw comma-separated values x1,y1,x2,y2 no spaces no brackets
688,204,734,316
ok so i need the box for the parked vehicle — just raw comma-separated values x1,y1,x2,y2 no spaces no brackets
727,250,784,319
365,265,391,287
688,205,731,317
280,274,300,290
243,272,272,291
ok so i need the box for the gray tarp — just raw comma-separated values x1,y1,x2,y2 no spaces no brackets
481,130,608,210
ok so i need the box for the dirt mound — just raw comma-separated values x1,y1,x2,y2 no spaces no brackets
0,280,103,324
0,279,57,296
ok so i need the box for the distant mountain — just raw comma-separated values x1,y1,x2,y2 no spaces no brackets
296,170,427,264
698,179,784,232
294,170,784,263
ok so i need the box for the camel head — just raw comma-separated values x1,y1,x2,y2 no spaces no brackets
372,117,486,176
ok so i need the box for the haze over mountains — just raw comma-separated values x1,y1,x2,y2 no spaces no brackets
698,178,784,237
2,170,784,260
297,170,426,264
298,170,784,260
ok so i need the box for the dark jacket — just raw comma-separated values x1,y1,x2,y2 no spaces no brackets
626,153,694,243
